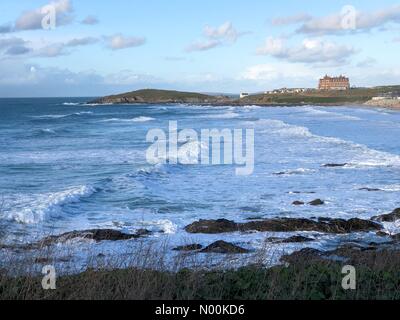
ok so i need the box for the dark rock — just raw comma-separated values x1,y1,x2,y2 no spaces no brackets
185,217,382,235
323,163,348,168
288,191,316,194
376,231,390,237
185,219,238,234
372,208,400,222
35,229,151,248
266,236,315,244
282,245,400,269
292,201,305,206
173,244,203,252
391,234,400,241
201,241,250,254
359,188,382,192
34,257,51,264
309,199,325,206
280,236,315,243
135,229,152,237
245,216,264,221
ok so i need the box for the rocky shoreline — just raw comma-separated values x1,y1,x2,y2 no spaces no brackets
3,207,399,259
2,208,400,300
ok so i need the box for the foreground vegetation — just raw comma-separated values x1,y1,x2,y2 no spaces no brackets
2,247,400,300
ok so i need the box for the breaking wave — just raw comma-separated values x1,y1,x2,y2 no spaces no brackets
6,185,97,224
100,116,155,123
256,118,400,168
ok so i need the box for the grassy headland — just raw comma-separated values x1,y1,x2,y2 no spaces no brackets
90,86,400,106
91,89,231,105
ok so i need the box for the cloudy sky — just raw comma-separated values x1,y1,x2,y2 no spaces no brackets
0,0,400,97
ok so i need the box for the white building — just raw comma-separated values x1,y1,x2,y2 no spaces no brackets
240,92,249,99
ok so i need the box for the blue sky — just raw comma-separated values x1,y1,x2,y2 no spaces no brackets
0,0,399,97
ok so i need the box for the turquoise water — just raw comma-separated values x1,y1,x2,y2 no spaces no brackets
1,98,400,265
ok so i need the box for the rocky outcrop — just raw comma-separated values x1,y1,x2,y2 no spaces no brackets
359,187,382,192
292,201,305,206
322,163,348,168
201,241,250,254
173,244,203,252
372,208,400,222
282,243,400,269
308,199,325,206
266,236,315,244
185,217,382,235
365,98,400,109
35,229,151,248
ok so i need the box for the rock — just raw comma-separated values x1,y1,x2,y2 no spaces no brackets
282,245,400,269
322,163,348,168
309,199,325,206
376,231,390,237
280,236,315,243
34,257,51,264
292,201,305,206
245,216,264,221
359,188,382,192
185,219,238,234
185,217,382,235
372,208,400,222
35,229,151,248
201,241,250,254
266,236,315,244
288,191,316,194
173,244,203,252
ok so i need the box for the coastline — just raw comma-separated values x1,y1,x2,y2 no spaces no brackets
85,100,400,111
2,208,400,299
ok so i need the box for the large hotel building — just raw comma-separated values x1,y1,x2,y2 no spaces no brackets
319,75,350,91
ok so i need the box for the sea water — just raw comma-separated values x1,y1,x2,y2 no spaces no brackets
1,98,400,270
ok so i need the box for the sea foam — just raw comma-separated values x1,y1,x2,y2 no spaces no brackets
6,185,96,224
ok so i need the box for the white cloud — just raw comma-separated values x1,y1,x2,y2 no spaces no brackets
271,13,312,26
204,21,241,43
65,37,98,47
296,5,400,35
106,34,146,50
257,37,356,64
186,40,220,52
356,57,377,68
81,15,99,25
15,0,73,31
0,37,31,56
187,21,246,52
240,63,314,81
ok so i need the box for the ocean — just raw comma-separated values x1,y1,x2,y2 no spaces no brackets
1,98,400,271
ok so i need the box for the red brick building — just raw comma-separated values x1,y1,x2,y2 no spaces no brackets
319,75,350,91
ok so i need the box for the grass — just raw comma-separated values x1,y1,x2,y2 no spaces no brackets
2,261,400,300
242,86,400,105
105,89,217,101
1,242,400,300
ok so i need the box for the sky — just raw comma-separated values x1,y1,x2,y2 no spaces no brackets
0,0,400,97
